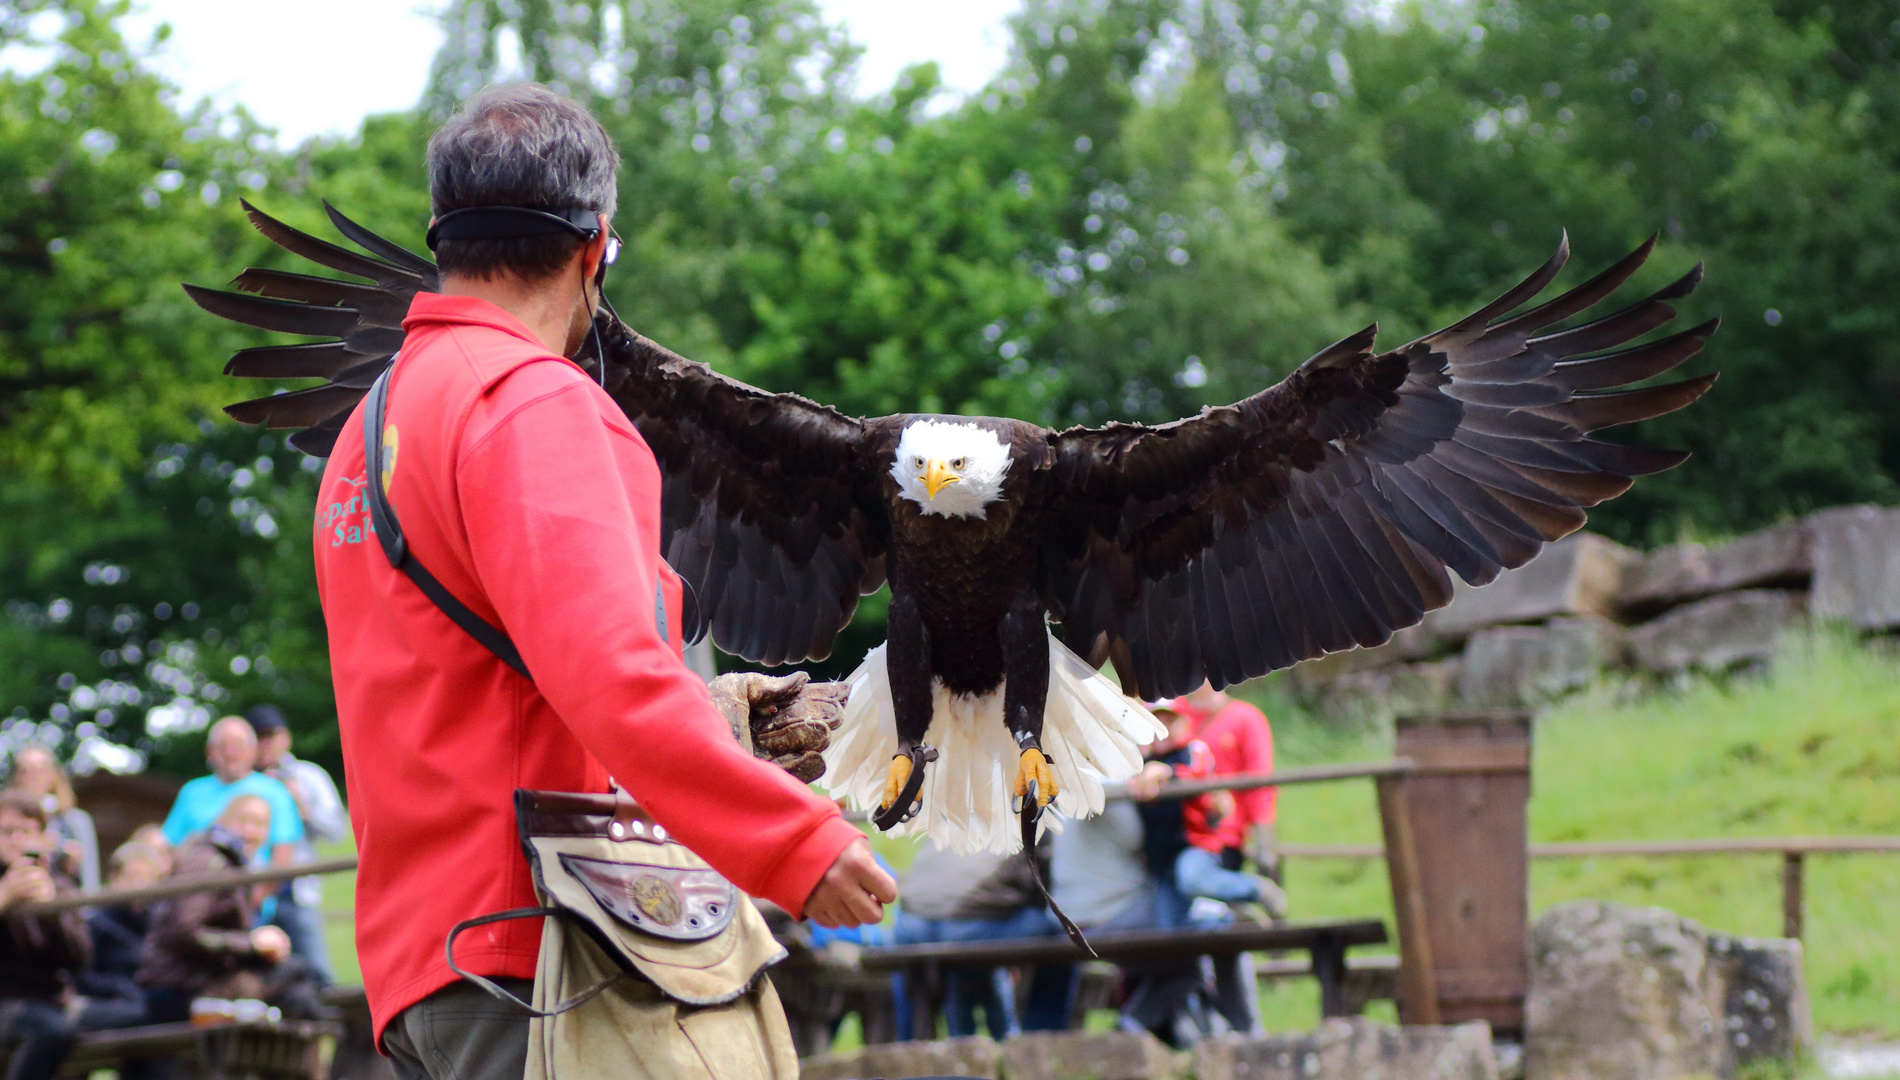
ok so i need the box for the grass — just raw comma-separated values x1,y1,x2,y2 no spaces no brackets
311,630,1900,1039
1244,628,1900,1036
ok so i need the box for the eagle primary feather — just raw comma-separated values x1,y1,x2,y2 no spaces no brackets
193,206,1715,852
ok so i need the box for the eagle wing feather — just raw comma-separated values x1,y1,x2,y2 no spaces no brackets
1045,234,1717,700
193,203,889,665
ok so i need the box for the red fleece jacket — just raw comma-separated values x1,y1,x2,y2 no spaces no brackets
314,293,862,1041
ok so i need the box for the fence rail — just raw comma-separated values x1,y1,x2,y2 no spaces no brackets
1272,835,1900,939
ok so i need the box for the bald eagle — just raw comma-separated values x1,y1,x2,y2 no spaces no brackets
190,203,1715,853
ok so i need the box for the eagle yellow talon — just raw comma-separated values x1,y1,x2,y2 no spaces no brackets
878,754,917,814
1013,748,1057,808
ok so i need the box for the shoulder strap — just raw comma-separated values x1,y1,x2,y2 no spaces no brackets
362,367,533,681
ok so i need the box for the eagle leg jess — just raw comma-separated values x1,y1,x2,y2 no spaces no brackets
1003,590,1056,808
875,591,936,830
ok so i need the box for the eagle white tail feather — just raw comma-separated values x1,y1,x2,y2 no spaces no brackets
821,634,1166,854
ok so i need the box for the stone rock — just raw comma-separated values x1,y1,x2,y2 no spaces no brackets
1809,504,1900,630
801,1036,1001,1080
1427,533,1641,642
1624,590,1805,675
1194,1017,1499,1080
1289,625,1441,695
1314,659,1460,728
1524,901,1725,1080
1706,934,1813,1071
998,1030,1177,1080
1456,617,1620,707
1618,522,1813,617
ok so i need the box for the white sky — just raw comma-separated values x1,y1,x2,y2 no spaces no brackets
109,0,1021,147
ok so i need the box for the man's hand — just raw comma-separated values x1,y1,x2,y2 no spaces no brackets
1123,761,1174,801
707,671,849,783
0,860,55,910
251,925,292,963
803,837,896,929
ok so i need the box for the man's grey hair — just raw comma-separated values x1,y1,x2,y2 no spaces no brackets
427,83,621,280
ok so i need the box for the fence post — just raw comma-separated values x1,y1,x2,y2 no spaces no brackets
1376,774,1440,1025
1782,850,1805,939
1390,711,1533,1037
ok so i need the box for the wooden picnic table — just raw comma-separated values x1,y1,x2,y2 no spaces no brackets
58,1019,342,1080
857,918,1388,1021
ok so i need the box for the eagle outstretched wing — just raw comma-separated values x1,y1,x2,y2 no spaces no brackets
191,202,889,666
1045,235,1716,700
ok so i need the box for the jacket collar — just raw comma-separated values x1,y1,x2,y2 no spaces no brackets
402,292,586,390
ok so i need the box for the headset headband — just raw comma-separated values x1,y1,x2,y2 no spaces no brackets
425,206,602,251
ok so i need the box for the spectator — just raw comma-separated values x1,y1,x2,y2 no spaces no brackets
1128,707,1285,923
893,844,1063,1039
247,705,344,986
127,825,173,878
73,843,169,1032
159,717,303,870
1120,703,1276,1042
6,745,100,892
1168,682,1279,880
139,795,329,1023
0,789,90,1080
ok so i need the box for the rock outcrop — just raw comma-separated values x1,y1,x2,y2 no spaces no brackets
800,1036,1002,1080
998,1030,1178,1080
1195,1017,1499,1080
1524,901,1811,1080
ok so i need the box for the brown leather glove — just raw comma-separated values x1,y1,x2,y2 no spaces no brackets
706,671,849,784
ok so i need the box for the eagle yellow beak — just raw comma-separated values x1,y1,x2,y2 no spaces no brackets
922,459,961,499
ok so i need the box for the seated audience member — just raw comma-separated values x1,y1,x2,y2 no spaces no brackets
1120,703,1274,1042
1168,681,1279,880
139,795,329,1022
160,717,303,869
73,842,170,1032
6,745,100,892
128,825,173,878
893,844,1064,1039
248,705,343,985
1128,706,1285,923
0,790,91,1080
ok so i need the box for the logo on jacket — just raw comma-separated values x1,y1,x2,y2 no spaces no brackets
320,474,374,548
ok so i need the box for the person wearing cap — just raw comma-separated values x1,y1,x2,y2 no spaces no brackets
311,83,891,1077
250,704,346,986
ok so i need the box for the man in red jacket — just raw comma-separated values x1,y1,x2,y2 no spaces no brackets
313,83,894,1077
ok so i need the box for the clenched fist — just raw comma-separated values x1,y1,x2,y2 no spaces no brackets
707,671,849,783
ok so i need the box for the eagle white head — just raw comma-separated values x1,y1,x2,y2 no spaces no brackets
891,420,1012,519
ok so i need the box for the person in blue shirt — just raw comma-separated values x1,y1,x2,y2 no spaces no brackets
160,717,303,867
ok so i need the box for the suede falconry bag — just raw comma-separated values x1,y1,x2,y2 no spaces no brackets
445,790,799,1080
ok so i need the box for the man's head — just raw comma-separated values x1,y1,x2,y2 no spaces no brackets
248,705,291,770
109,842,167,889
215,794,272,858
206,715,259,783
428,83,619,283
0,790,48,866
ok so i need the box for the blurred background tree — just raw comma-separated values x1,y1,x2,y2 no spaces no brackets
2,0,1898,774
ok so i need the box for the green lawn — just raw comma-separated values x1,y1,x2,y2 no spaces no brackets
1246,629,1900,1036
313,630,1900,1038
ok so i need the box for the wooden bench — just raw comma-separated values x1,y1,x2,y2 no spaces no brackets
854,918,1388,1038
58,1020,341,1080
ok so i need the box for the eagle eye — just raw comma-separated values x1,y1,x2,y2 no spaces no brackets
912,456,924,469
951,457,967,470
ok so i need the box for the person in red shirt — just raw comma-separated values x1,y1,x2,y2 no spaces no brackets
312,84,894,1078
1170,681,1280,879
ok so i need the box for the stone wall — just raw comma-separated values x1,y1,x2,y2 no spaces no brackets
1288,505,1900,719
